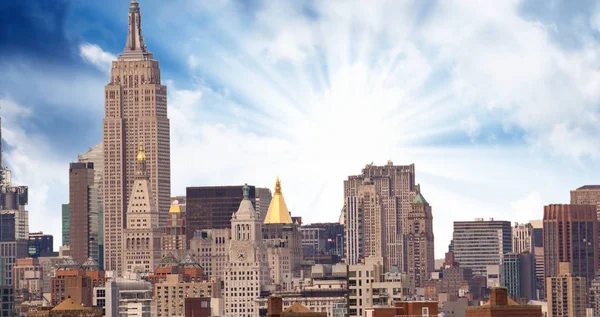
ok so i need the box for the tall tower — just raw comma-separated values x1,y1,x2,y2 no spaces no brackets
405,192,434,291
68,162,98,265
122,145,162,274
103,0,170,274
223,184,270,317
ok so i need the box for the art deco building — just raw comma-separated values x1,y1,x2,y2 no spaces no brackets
224,185,270,317
546,262,587,317
122,146,162,274
69,162,99,265
263,178,303,289
405,192,434,291
343,162,420,269
452,219,512,276
543,204,597,281
103,0,171,274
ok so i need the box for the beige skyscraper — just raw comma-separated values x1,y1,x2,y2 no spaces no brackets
122,146,162,274
103,0,170,274
343,162,419,269
405,192,434,291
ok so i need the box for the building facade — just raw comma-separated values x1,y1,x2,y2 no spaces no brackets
452,219,512,276
546,263,586,317
154,274,220,317
78,143,104,270
189,229,230,281
62,204,70,246
223,185,270,317
28,232,54,258
501,252,536,301
512,222,534,254
122,146,162,275
103,0,171,274
161,200,187,258
405,192,434,291
543,204,598,281
465,287,542,317
69,162,99,265
343,162,420,269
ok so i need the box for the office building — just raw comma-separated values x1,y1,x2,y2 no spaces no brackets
28,232,54,258
513,222,534,254
452,219,512,276
161,199,187,258
186,185,267,242
465,287,542,317
546,262,586,317
543,204,597,281
301,223,344,259
78,143,104,270
530,220,545,300
223,185,270,317
405,192,434,290
122,146,162,275
501,253,536,301
190,229,230,281
13,257,43,315
103,0,171,275
69,162,99,265
343,162,421,268
154,275,220,317
93,273,153,317
62,204,70,246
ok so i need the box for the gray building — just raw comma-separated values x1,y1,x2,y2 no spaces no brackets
452,219,512,276
501,252,536,301
78,143,104,269
62,204,70,246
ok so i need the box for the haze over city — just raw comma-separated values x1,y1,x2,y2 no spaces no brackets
3,0,600,260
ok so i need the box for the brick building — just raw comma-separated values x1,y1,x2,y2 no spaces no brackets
465,287,542,317
364,301,438,317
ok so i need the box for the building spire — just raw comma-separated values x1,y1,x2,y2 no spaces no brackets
135,143,148,179
120,0,153,60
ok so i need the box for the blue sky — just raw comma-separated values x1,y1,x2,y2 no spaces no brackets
2,0,600,257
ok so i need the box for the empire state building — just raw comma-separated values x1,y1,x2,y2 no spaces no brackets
103,0,171,274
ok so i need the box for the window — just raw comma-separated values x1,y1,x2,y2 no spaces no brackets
422,307,429,316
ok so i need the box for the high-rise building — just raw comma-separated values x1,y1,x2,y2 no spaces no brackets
570,185,600,219
161,199,187,258
589,273,600,317
343,162,420,269
543,204,597,282
512,222,534,254
501,252,536,301
263,178,303,289
186,185,269,242
103,0,171,274
28,232,54,257
223,185,270,317
62,204,70,246
69,162,99,265
189,229,231,281
256,187,273,223
452,219,512,276
546,262,587,317
300,223,344,259
122,146,162,275
530,220,545,300
405,192,434,291
78,143,104,269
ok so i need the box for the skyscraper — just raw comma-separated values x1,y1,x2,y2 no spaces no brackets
452,219,512,276
69,162,99,265
500,252,536,301
543,204,597,282
570,185,600,219
546,262,587,317
512,222,534,254
343,162,420,268
103,0,171,274
405,192,434,290
122,146,162,274
78,143,104,269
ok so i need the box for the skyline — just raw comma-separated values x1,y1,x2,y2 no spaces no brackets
2,1,600,258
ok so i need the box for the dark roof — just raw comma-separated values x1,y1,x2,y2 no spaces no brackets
577,185,600,190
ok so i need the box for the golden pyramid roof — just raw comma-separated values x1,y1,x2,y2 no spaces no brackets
52,297,90,311
169,200,181,213
264,177,293,224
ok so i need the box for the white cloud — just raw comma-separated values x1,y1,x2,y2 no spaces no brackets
79,43,117,73
460,115,481,142
509,192,545,224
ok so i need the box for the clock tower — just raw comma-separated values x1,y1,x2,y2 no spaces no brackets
224,184,270,317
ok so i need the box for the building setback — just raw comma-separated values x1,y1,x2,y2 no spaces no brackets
343,162,420,269
103,0,171,275
543,204,597,281
452,219,512,276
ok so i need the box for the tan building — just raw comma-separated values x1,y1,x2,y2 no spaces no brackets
546,262,587,317
571,185,600,219
190,229,231,281
224,185,271,317
263,178,303,290
348,256,410,317
266,297,327,317
405,192,434,291
154,274,220,317
103,0,171,274
122,146,162,274
512,222,534,254
161,200,187,258
343,162,420,269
